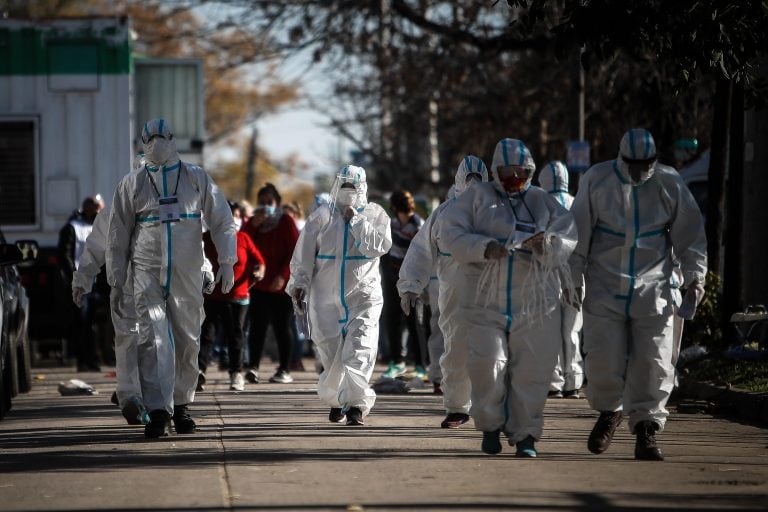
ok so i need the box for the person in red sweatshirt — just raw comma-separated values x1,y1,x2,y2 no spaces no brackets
199,201,266,391
242,183,300,384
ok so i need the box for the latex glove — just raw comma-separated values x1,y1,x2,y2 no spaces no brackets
252,264,265,282
72,287,87,308
678,281,705,320
399,291,419,315
202,269,216,294
342,207,355,223
214,264,235,294
484,241,509,260
521,232,546,254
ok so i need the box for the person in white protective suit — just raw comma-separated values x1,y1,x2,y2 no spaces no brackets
435,139,577,457
72,204,149,425
537,160,584,399
397,155,489,428
571,128,707,461
106,118,237,438
286,165,392,426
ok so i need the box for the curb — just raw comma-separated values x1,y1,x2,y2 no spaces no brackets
676,379,768,426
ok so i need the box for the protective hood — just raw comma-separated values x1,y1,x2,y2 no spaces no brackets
455,155,489,196
141,118,180,169
539,161,569,193
617,128,657,185
491,138,535,196
329,164,368,212
309,192,331,214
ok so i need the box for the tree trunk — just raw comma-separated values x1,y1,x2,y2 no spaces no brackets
244,127,258,202
723,83,744,330
705,79,732,273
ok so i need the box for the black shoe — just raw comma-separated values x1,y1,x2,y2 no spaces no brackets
110,391,119,406
329,407,346,423
144,409,170,438
346,407,364,426
548,390,564,399
196,371,206,392
634,420,664,461
588,411,624,454
481,430,502,455
172,404,196,434
441,412,470,429
563,389,580,399
245,369,259,384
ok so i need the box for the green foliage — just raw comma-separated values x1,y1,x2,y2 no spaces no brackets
682,271,723,349
682,355,768,393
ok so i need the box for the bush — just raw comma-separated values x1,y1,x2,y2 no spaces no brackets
681,271,723,350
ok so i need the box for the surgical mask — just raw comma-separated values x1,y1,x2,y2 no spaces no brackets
336,189,357,207
145,137,176,166
233,218,242,230
263,205,277,216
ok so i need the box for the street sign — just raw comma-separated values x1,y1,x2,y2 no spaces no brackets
567,140,591,173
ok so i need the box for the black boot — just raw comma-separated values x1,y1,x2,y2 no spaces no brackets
144,409,170,438
634,420,664,461
588,411,623,454
329,408,346,423
173,404,197,434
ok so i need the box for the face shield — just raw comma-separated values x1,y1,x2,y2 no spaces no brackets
618,128,657,185
621,155,657,185
497,164,533,195
329,165,367,213
141,118,178,168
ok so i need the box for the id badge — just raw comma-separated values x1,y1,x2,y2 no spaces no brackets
513,222,536,249
159,196,181,224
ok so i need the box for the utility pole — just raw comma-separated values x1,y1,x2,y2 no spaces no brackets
245,126,258,202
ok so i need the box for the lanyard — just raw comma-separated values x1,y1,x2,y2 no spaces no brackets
146,164,182,198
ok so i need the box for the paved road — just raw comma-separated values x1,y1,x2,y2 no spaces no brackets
0,363,766,511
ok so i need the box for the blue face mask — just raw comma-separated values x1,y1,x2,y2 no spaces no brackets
264,205,277,216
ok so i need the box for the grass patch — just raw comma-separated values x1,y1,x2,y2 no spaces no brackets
681,354,768,393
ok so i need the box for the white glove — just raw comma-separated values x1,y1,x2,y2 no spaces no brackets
202,269,215,294
678,281,705,320
214,264,235,294
400,291,419,316
72,287,87,308
484,241,509,259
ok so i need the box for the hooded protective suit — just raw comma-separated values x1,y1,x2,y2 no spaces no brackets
538,161,584,394
398,156,488,413
435,139,577,445
287,165,392,416
73,205,147,422
570,128,707,431
106,118,237,415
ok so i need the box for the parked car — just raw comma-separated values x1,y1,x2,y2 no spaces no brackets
0,227,37,420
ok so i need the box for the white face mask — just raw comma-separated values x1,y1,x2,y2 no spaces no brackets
233,218,242,230
145,138,176,167
337,189,357,207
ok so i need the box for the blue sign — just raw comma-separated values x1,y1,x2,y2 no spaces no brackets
567,140,591,173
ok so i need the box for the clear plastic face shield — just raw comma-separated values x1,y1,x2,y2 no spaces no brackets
497,164,533,195
329,167,364,213
621,155,657,185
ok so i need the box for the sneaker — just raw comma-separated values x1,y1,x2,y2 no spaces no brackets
515,435,537,458
441,412,470,429
329,407,346,423
144,409,170,438
269,369,294,383
433,382,444,395
548,390,564,399
172,404,196,434
346,407,365,426
588,411,624,454
563,389,580,399
196,371,206,392
481,430,502,455
414,365,428,381
110,391,119,406
634,420,664,461
382,361,406,379
229,372,245,391
122,397,149,426
246,369,259,384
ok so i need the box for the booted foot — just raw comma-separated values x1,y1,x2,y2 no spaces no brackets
382,361,406,379
346,407,365,426
110,391,119,406
634,420,664,461
515,435,537,458
441,412,470,429
229,372,245,391
548,390,564,399
481,430,502,455
269,369,294,383
196,371,206,392
144,409,170,438
172,404,196,434
588,411,623,454
245,369,259,384
563,389,580,399
329,407,346,423
433,383,444,395
122,397,149,425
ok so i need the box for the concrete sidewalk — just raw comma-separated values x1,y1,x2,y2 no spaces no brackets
0,362,766,511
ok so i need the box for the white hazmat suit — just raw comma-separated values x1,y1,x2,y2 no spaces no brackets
436,139,577,455
287,165,392,420
570,129,707,442
106,118,237,424
538,161,584,395
398,156,488,421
